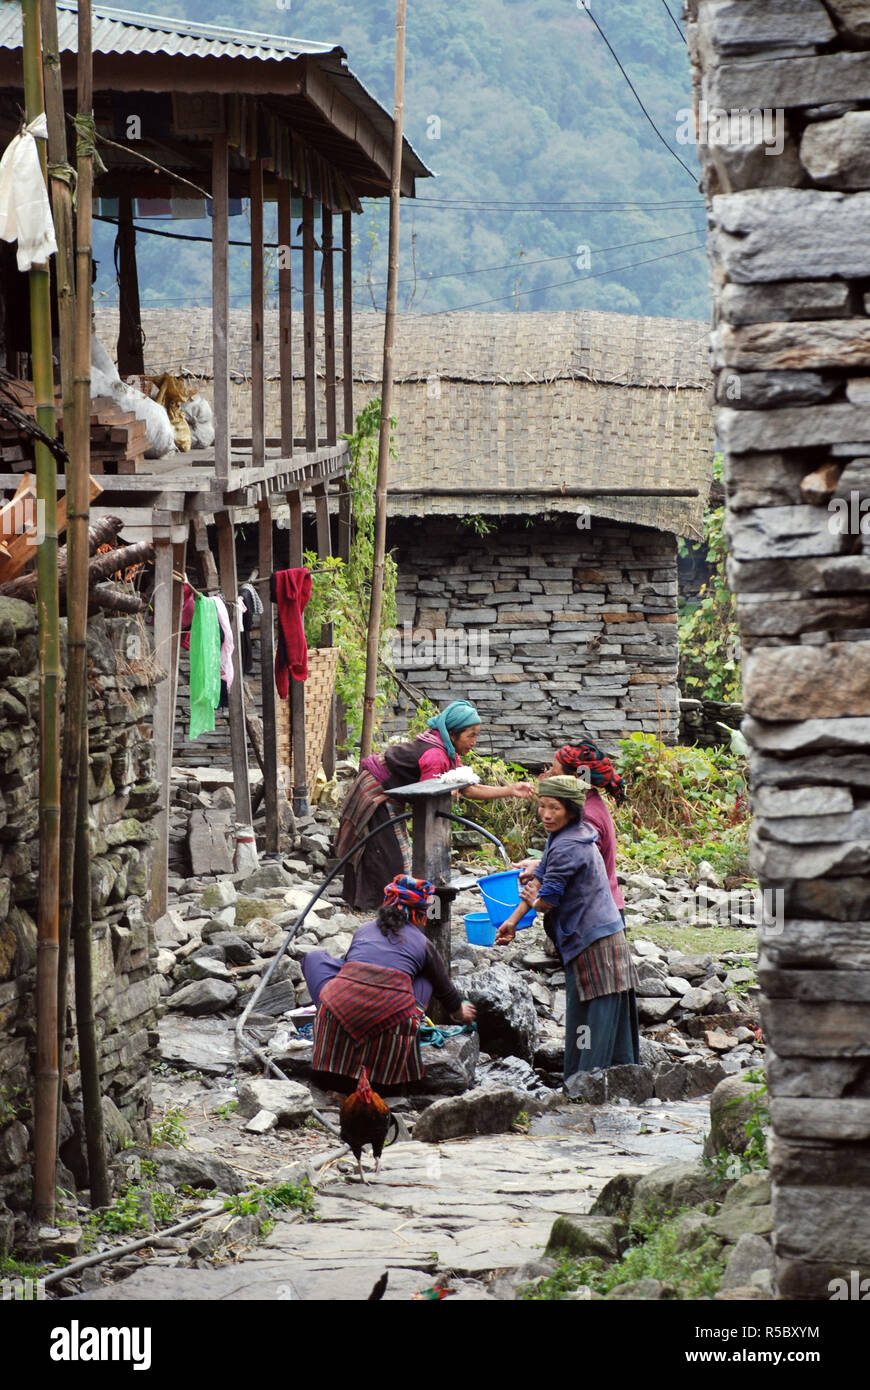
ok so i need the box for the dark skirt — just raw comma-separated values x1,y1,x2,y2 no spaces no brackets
563,974,641,1081
341,800,406,911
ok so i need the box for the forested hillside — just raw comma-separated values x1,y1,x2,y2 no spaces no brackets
94,0,709,323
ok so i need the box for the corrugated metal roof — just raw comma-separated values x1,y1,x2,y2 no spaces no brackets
0,1,432,181
0,0,341,62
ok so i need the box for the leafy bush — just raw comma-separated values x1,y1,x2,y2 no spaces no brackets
521,1213,727,1301
305,398,398,748
678,456,741,702
223,1180,316,1220
615,732,750,880
151,1107,187,1149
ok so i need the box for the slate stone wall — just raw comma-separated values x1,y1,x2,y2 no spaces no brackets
383,516,680,766
689,0,870,1300
0,600,160,1240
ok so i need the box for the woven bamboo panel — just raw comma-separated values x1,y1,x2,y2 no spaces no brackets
276,646,339,791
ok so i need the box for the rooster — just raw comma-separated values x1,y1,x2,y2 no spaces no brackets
339,1067,398,1183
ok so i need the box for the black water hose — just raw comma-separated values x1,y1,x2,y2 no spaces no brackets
235,812,413,1132
436,811,511,867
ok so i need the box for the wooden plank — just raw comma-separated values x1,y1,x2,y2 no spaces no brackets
215,510,253,825
258,498,279,853
212,132,230,483
250,159,265,470
0,476,102,584
302,197,318,455
322,207,337,446
277,179,293,459
411,792,453,1017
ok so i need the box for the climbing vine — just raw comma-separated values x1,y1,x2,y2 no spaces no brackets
677,456,741,703
303,399,397,748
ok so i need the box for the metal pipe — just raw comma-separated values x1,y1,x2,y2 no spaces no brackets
435,812,511,867
234,813,413,1129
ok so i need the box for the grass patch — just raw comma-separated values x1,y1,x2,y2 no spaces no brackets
626,922,757,956
223,1180,317,1221
521,1214,727,1301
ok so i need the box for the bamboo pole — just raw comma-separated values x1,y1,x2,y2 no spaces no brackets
42,0,80,1142
360,0,406,759
70,0,109,1209
22,0,60,1228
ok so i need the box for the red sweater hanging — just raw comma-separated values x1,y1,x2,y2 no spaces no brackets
272,567,312,696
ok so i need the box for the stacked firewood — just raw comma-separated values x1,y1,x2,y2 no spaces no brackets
0,377,148,474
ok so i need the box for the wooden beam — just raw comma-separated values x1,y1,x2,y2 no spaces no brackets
116,194,144,377
250,158,265,469
255,499,279,853
286,488,308,816
151,536,185,919
212,132,230,483
338,210,354,567
411,792,453,1015
301,59,418,197
322,207,336,446
277,179,293,459
31,52,306,96
215,511,253,824
302,197,318,454
312,480,335,778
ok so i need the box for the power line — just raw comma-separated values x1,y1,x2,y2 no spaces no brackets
414,243,707,317
660,0,687,44
582,8,697,181
381,197,702,212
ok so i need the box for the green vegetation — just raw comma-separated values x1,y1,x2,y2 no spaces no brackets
678,457,741,703
305,398,398,748
704,1068,769,1186
223,1180,317,1221
214,1100,238,1120
521,1213,727,1301
151,1107,187,1149
614,732,750,880
0,1084,25,1126
0,1255,45,1283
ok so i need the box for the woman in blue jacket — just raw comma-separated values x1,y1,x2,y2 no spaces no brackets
495,774,640,1081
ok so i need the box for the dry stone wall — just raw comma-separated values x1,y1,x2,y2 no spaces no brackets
385,517,680,766
689,0,870,1300
0,600,160,1243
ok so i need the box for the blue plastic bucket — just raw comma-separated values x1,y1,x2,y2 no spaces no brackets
477,870,536,929
464,912,497,947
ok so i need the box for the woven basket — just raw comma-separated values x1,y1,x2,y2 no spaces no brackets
276,645,340,791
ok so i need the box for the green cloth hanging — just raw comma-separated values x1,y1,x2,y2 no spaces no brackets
188,594,221,740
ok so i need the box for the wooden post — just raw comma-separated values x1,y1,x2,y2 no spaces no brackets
250,159,265,468
215,511,253,825
322,207,336,446
360,0,407,758
116,194,144,377
23,0,60,1229
411,792,453,1017
277,179,293,459
212,132,230,483
287,488,308,816
313,481,335,778
302,196,318,453
150,536,185,919
258,499,280,852
339,210,354,565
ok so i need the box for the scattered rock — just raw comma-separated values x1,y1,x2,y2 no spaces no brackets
545,1215,621,1262
630,1160,718,1227
236,1077,313,1126
463,964,538,1063
412,1086,526,1143
166,979,239,1016
720,1232,775,1291
415,1031,480,1096
245,1109,278,1135
143,1148,246,1194
704,1074,766,1158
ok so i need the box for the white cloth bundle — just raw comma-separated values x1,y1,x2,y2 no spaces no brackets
0,114,57,271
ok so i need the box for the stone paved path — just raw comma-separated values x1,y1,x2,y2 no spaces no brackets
79,1097,708,1301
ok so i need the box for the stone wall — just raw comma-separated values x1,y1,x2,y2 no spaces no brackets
688,0,870,1299
679,697,744,748
0,600,160,1242
384,516,680,766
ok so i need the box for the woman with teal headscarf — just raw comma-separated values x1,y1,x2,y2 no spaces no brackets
336,699,536,910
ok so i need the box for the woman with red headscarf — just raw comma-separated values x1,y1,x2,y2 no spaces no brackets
302,875,476,1092
531,741,627,922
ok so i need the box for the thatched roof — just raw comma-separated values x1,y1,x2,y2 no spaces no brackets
94,307,715,535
